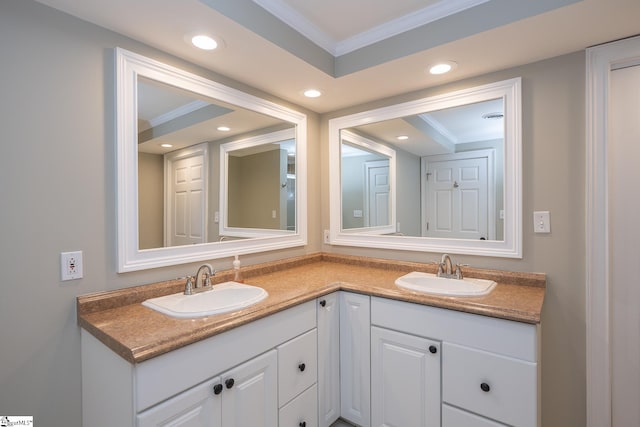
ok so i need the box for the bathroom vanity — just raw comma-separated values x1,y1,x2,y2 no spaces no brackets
78,254,544,427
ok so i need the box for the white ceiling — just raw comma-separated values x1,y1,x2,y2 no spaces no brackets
35,0,640,113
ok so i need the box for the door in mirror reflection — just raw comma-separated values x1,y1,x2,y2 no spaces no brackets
340,130,396,235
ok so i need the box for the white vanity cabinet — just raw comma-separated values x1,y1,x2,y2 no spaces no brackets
81,301,316,427
370,326,441,427
371,297,540,427
82,290,540,427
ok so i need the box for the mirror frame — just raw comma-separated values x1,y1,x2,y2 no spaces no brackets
115,48,307,272
328,78,522,258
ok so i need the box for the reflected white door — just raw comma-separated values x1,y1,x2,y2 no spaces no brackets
423,153,491,239
610,64,640,426
365,160,390,227
165,144,207,246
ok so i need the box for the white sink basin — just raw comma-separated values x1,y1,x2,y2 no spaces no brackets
395,271,496,297
142,281,268,318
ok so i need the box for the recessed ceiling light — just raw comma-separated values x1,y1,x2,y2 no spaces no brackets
397,135,409,140
160,143,173,148
191,35,218,50
217,126,230,132
428,61,457,75
304,89,322,98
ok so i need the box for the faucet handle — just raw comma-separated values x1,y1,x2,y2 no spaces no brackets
454,264,469,279
184,276,194,295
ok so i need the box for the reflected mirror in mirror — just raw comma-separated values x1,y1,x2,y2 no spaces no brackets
136,76,296,249
340,98,503,241
221,129,296,237
329,77,521,258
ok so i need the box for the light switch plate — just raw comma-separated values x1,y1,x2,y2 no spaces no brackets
533,211,551,233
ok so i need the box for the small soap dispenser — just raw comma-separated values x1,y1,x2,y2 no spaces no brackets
233,255,243,283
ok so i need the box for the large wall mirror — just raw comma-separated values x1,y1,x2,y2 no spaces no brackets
329,78,521,258
116,48,307,272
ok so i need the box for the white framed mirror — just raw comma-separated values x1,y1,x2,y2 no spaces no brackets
329,78,521,258
116,48,307,272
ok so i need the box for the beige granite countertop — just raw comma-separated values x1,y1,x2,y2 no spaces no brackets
77,253,545,364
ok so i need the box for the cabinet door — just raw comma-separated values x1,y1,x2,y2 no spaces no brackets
371,327,441,427
340,292,371,427
317,293,340,427
221,350,277,427
137,376,222,427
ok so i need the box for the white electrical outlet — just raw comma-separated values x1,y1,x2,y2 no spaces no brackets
323,229,330,244
61,251,83,281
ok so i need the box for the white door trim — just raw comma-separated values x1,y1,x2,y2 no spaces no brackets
586,35,640,427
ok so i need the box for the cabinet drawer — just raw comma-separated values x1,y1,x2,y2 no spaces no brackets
442,404,507,427
442,343,537,427
137,376,221,427
278,329,318,406
279,384,317,427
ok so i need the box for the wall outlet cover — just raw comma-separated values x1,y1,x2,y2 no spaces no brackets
61,251,83,281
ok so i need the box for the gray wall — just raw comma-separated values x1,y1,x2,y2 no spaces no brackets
0,1,321,426
0,1,586,426
138,152,164,249
321,52,586,427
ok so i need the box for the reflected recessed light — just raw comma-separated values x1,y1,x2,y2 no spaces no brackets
191,35,218,50
160,143,173,148
217,126,230,132
482,112,504,120
304,89,322,98
428,61,457,75
397,135,409,140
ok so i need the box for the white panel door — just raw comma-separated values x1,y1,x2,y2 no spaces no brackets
220,350,277,427
365,160,390,227
340,292,371,427
610,64,640,427
165,144,207,247
371,327,441,427
317,293,341,427
423,154,490,240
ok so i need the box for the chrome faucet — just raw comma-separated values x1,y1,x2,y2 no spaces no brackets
195,264,214,289
183,264,215,295
437,254,464,280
